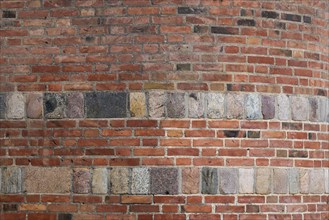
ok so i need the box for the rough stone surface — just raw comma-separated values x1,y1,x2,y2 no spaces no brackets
291,96,309,121
325,169,329,193
26,93,43,119
73,168,91,194
85,92,128,118
201,167,218,194
261,95,275,119
130,92,146,117
66,93,84,118
92,168,108,194
226,93,244,119
245,94,262,119
273,169,288,194
277,94,290,120
148,91,166,118
318,97,329,122
188,93,205,118
239,168,254,194
110,168,129,194
131,168,150,194
6,93,25,119
1,167,22,193
309,169,325,194
289,168,299,194
25,167,70,193
308,97,319,122
206,93,225,118
299,169,310,194
256,168,271,194
150,168,178,195
182,168,200,194
219,168,238,194
0,93,6,119
44,93,65,119
167,93,186,118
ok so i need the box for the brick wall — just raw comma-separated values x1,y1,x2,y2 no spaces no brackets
0,0,328,220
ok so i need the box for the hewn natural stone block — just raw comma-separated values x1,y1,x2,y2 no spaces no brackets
219,168,238,194
262,95,275,119
66,93,84,118
325,169,329,193
309,169,325,194
277,94,290,120
299,169,310,194
167,93,186,118
130,92,146,117
245,94,262,119
239,168,254,194
131,168,150,194
25,167,70,193
308,97,319,122
202,167,218,194
110,167,129,194
0,93,6,119
206,93,225,118
256,168,271,194
44,93,65,119
92,168,108,194
85,92,128,118
289,168,299,194
273,169,288,194
6,93,25,119
188,93,205,118
226,93,244,119
73,168,91,194
318,97,329,122
148,91,166,118
150,168,178,194
291,96,309,121
26,93,43,119
1,167,22,193
182,168,200,194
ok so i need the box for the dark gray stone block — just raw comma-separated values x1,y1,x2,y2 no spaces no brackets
44,93,66,119
150,168,178,195
202,167,218,194
167,93,186,118
0,93,5,119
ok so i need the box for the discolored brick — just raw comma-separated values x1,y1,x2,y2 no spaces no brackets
227,93,244,119
273,169,288,194
150,168,178,195
110,167,129,194
73,168,91,194
219,168,238,194
0,93,5,119
92,168,108,194
148,91,166,118
291,96,309,121
58,213,72,220
202,167,218,194
130,92,146,117
182,168,200,194
66,93,84,118
178,7,206,14
44,93,65,119
25,167,70,193
207,93,225,119
26,93,43,119
247,131,260,138
289,168,299,194
239,168,254,194
188,93,205,118
309,169,325,194
131,168,150,194
277,94,290,120
237,19,256,26
245,94,262,119
262,95,275,119
6,93,25,119
177,64,191,71
261,11,279,19
167,93,186,118
1,167,22,193
256,168,272,194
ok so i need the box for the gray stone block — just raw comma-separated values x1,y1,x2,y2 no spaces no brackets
167,93,186,118
148,91,166,118
44,93,66,119
256,168,271,194
131,168,150,194
26,93,43,119
6,93,25,119
289,168,299,194
277,94,290,120
92,168,108,194
273,169,288,194
110,167,129,194
309,169,325,194
226,93,244,119
150,168,178,195
206,93,225,118
318,97,329,122
291,96,309,121
308,97,319,122
219,168,238,194
239,168,254,194
73,168,91,194
85,92,128,118
66,93,84,118
299,169,310,194
325,169,329,193
245,94,262,119
188,93,205,118
0,93,6,119
1,167,21,193
262,95,275,119
201,167,218,194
